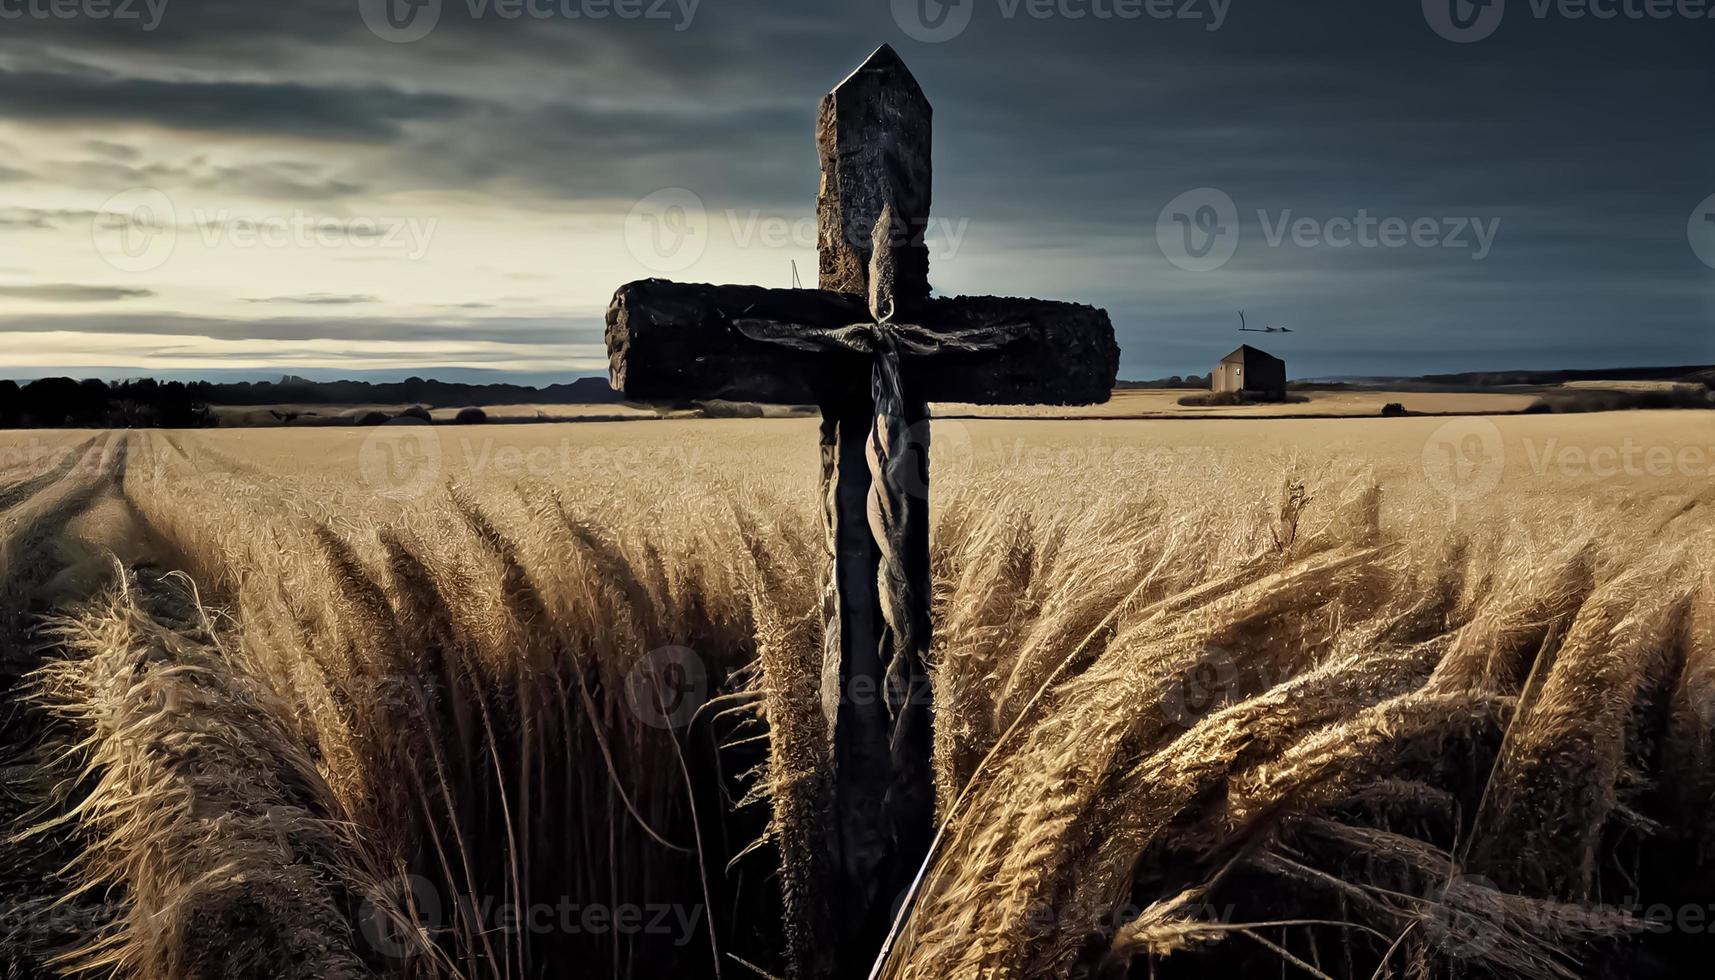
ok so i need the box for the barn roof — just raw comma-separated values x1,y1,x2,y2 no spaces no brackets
1221,344,1284,365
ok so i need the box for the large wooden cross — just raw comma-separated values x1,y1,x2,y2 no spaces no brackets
606,44,1118,977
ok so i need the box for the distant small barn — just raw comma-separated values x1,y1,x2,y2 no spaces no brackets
1213,345,1287,400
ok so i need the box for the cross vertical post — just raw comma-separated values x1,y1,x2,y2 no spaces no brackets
815,47,936,978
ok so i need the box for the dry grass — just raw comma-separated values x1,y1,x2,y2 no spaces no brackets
26,568,381,980
0,411,1711,979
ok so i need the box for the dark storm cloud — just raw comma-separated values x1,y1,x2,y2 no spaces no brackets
0,311,602,348
0,0,374,66
0,66,467,141
45,157,368,201
0,284,154,301
891,9,1715,376
398,98,813,205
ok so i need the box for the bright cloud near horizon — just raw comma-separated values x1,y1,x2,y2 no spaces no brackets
0,0,1710,384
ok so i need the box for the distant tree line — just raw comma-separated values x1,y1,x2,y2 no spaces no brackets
206,375,623,408
1419,365,1715,388
0,378,215,429
0,375,626,429
1116,374,1211,389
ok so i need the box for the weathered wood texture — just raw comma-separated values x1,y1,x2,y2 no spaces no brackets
606,279,1120,405
818,45,932,304
818,395,894,980
819,54,935,972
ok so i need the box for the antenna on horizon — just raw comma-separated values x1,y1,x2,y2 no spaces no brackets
1239,309,1294,334
791,260,802,289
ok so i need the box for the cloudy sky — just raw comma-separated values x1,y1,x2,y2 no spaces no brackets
1,0,1710,383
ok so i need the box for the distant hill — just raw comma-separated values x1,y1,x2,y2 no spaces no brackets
202,375,625,408
1415,365,1713,388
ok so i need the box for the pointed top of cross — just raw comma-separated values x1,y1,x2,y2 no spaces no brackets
818,44,933,301
831,44,924,99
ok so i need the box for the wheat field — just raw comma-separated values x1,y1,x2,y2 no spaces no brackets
1,410,1711,980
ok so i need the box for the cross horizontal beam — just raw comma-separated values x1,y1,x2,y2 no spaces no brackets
607,278,1120,406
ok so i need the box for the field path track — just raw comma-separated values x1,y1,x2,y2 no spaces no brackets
1,431,138,978
0,433,104,515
